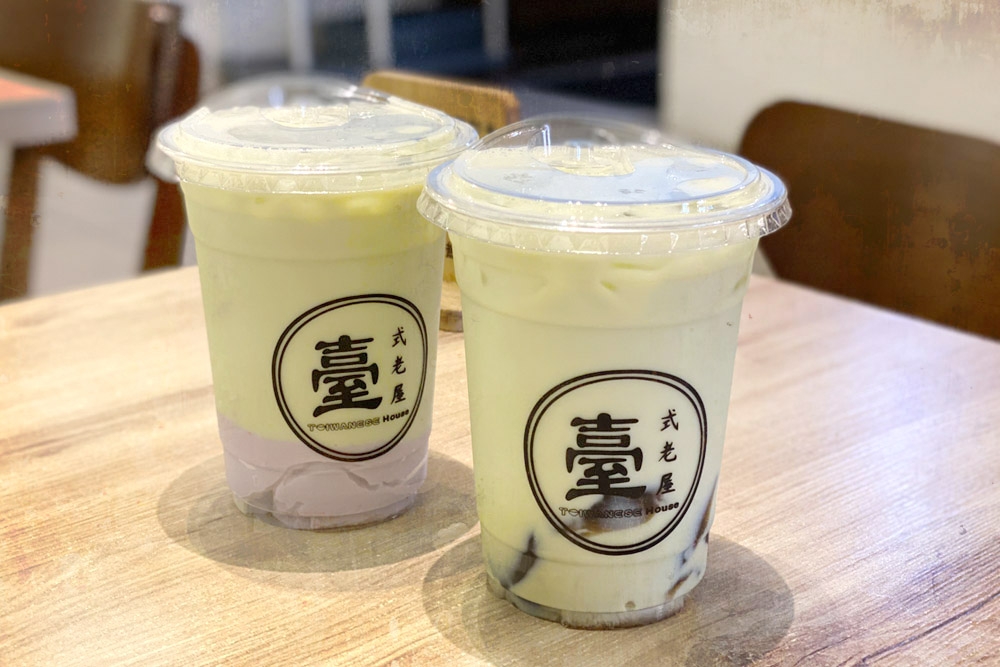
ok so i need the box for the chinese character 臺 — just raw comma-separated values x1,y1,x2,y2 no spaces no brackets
565,413,644,501
311,335,382,416
571,413,639,448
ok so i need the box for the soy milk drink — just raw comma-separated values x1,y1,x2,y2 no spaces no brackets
418,117,790,627
157,84,476,529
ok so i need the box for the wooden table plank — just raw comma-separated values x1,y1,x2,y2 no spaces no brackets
2,268,998,666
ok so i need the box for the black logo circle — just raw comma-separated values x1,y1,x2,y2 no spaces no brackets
272,294,428,462
524,370,707,555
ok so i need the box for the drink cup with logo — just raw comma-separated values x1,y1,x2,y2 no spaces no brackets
156,82,477,529
418,117,790,627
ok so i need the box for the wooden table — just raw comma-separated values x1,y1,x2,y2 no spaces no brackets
2,268,998,665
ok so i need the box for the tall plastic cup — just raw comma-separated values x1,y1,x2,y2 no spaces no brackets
157,82,476,529
418,117,791,627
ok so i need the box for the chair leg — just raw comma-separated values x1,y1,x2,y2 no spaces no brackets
142,181,186,271
142,36,199,272
1,150,42,301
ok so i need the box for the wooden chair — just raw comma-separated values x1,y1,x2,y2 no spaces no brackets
362,69,521,331
739,101,1000,340
0,0,199,302
362,69,520,138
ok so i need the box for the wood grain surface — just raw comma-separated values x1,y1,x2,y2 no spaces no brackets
1,268,998,666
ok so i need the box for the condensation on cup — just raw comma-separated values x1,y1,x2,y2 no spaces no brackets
156,78,477,529
418,116,791,627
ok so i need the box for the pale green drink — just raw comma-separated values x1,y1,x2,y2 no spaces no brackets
419,117,790,627
157,87,476,529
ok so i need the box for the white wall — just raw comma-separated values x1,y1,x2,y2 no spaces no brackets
175,1,289,93
660,0,1000,151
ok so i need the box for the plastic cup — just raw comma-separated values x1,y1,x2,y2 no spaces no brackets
156,80,476,529
418,116,791,627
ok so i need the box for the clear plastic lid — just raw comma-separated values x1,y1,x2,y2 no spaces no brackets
418,116,791,254
155,76,477,194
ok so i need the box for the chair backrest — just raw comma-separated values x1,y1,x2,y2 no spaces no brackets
362,69,520,138
740,101,1000,340
361,69,520,331
0,0,160,183
0,0,198,301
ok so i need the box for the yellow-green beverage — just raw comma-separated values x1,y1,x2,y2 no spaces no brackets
157,83,476,529
419,117,790,626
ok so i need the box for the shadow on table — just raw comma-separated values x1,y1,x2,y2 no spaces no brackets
157,451,477,589
423,534,794,666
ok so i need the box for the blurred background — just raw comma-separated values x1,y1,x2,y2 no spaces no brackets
1,0,999,337
187,0,658,106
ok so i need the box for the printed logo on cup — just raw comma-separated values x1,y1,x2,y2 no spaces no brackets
273,295,428,461
524,370,706,555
